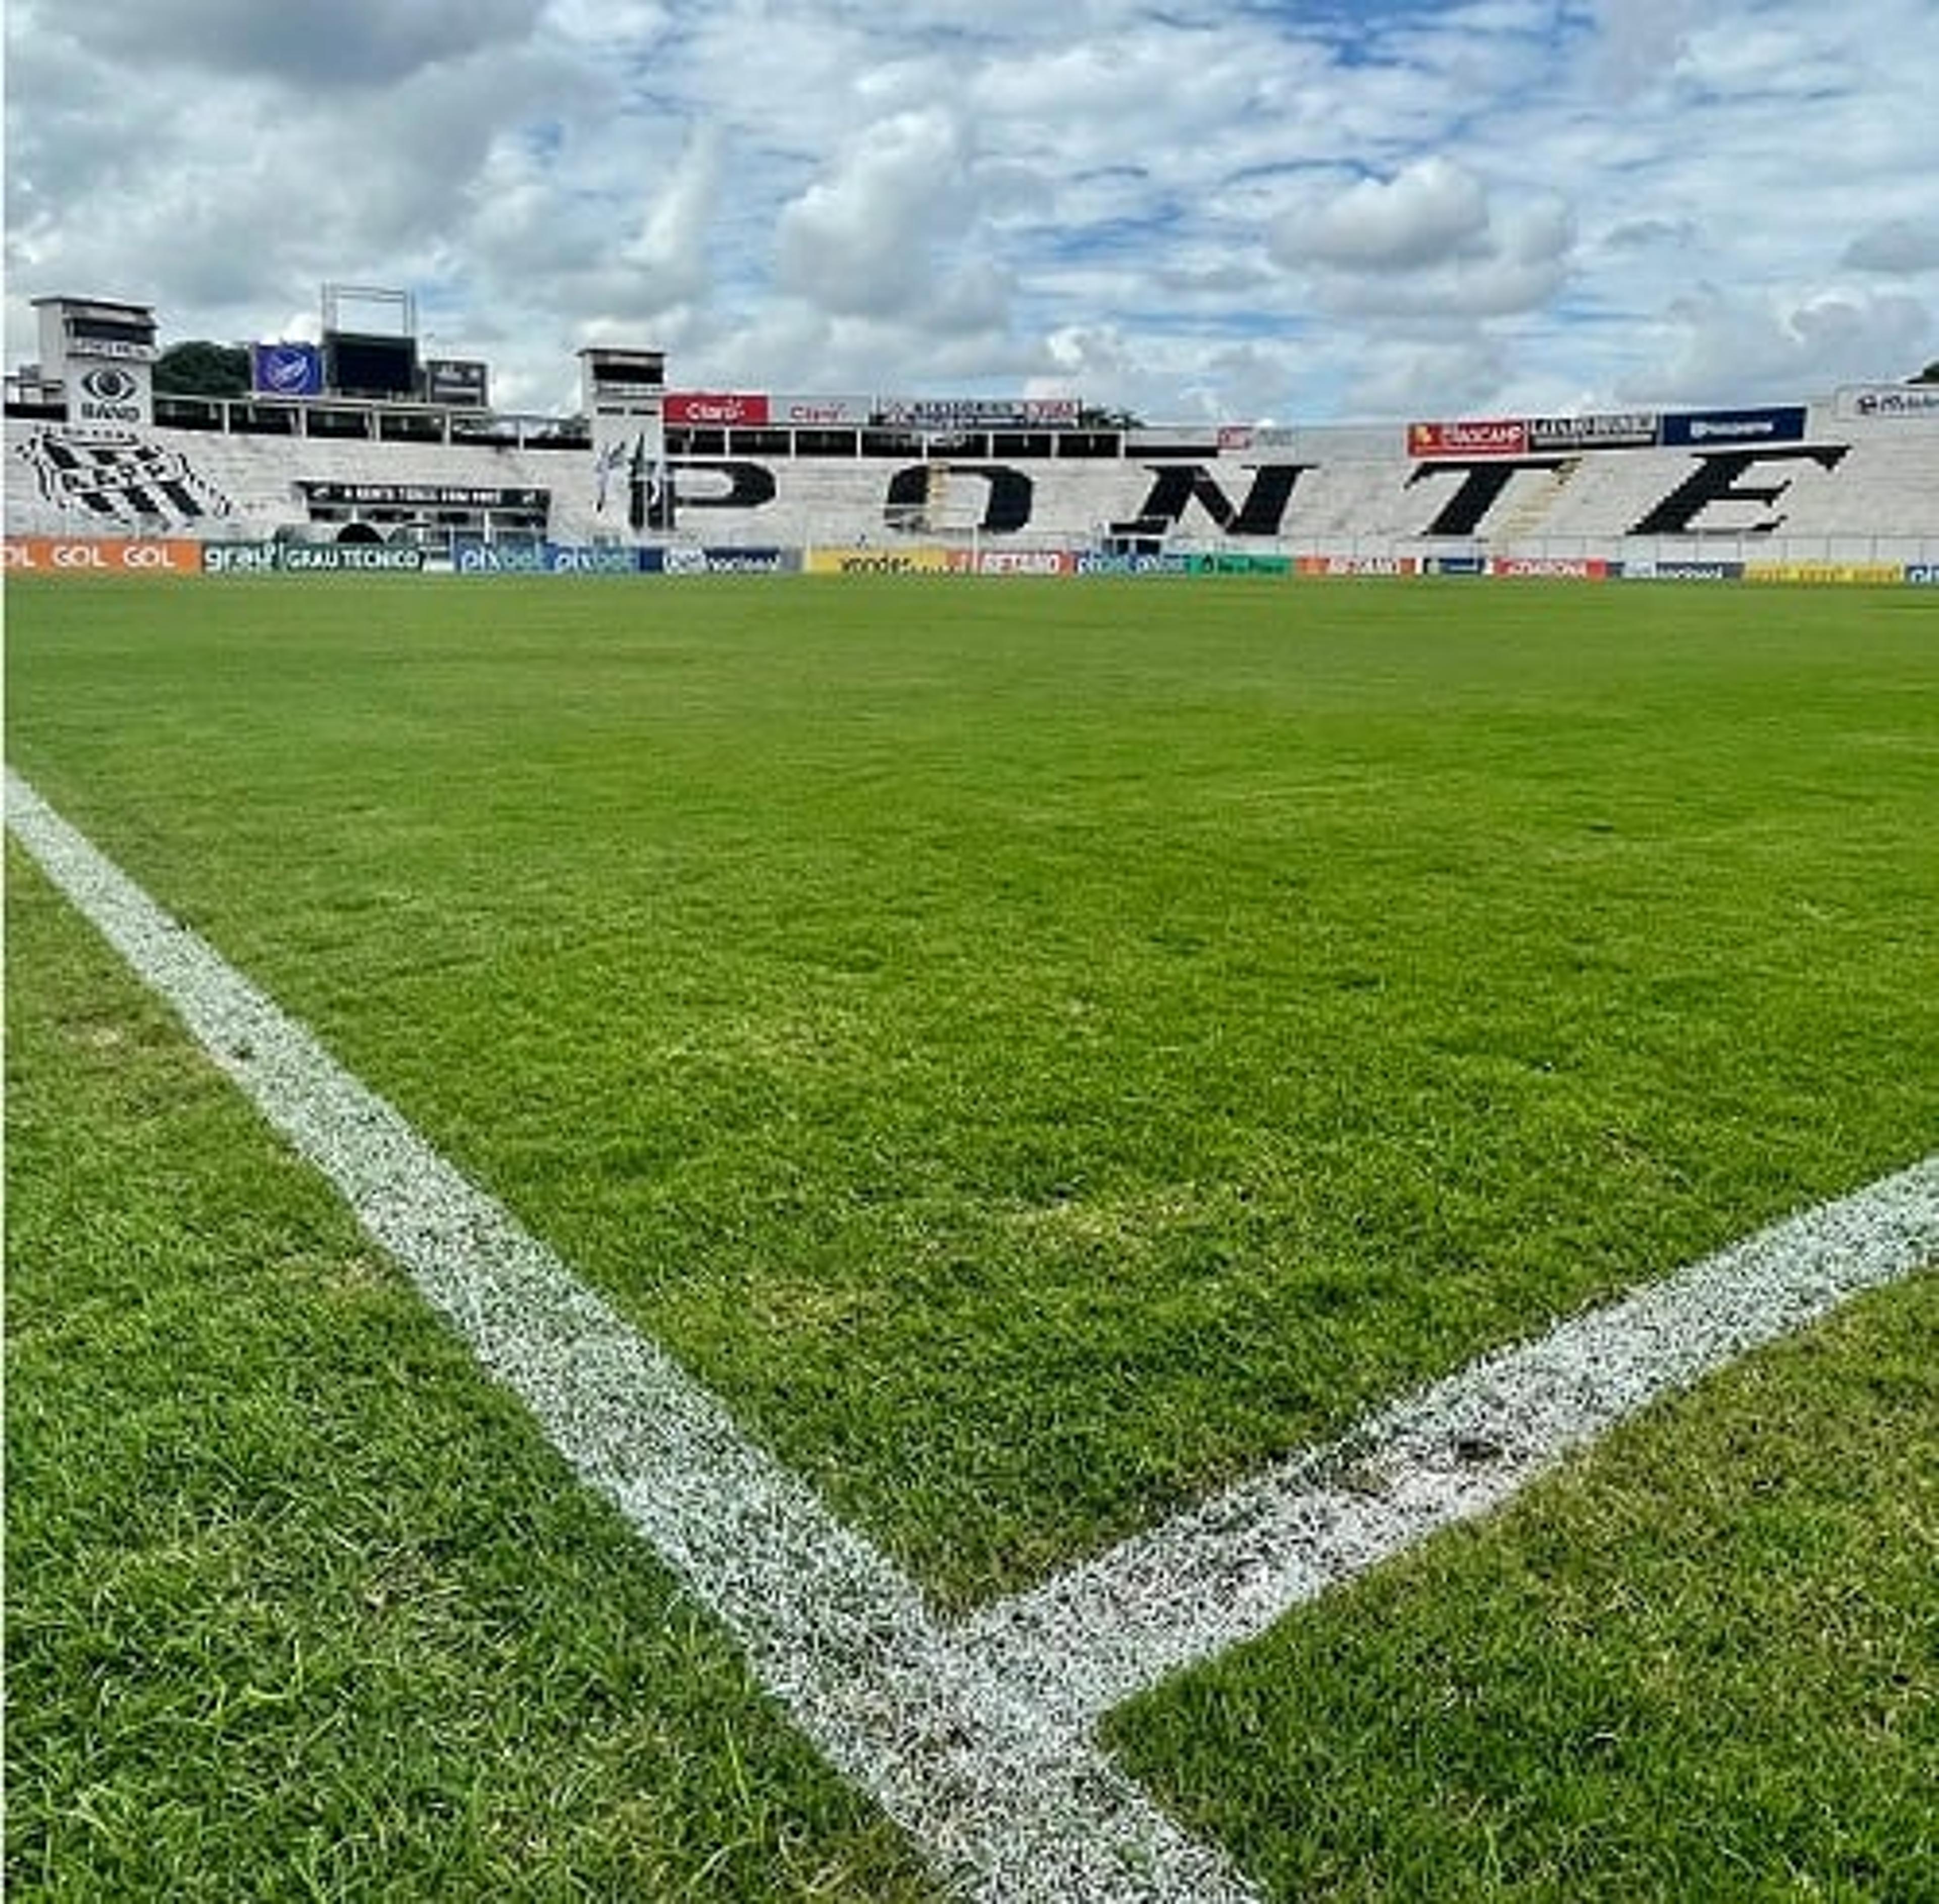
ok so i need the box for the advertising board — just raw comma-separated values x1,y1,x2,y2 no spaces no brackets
1406,418,1528,458
871,396,1080,429
969,549,1074,576
68,365,151,427
303,481,547,509
1834,384,1939,421
251,342,324,398
1526,412,1660,452
1661,406,1807,447
453,541,551,574
1073,552,1194,576
1486,556,1613,579
1744,561,1902,584
425,358,490,408
769,394,873,427
1190,553,1292,576
277,544,424,572
803,546,960,575
1622,559,1743,581
546,544,643,574
1296,555,1417,577
666,391,772,426
5,536,202,574
202,543,281,575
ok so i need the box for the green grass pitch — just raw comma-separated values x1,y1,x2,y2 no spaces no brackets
8,572,1935,1897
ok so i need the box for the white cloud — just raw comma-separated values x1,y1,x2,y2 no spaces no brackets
1291,159,1492,273
1623,284,1932,404
5,0,1937,419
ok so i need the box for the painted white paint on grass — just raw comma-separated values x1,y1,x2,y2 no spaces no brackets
12,763,1934,1898
963,1158,1937,1735
5,768,1257,1904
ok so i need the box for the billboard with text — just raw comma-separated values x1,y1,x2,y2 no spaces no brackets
1661,406,1807,447
1834,384,1939,421
1406,418,1528,458
666,391,772,426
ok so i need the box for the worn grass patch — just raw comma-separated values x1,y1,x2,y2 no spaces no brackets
1109,1271,1937,1900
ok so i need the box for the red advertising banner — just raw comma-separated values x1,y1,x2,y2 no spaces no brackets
970,549,1075,576
665,391,772,426
1406,418,1528,458
5,536,205,574
1486,556,1612,579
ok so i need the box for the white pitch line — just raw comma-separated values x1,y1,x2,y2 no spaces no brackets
5,768,1258,1904
961,1158,1937,1735
13,762,1935,1898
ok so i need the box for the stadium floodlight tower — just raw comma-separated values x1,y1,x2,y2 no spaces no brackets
580,345,672,537
321,283,421,400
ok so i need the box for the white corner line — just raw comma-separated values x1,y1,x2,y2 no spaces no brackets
5,767,1259,1904
12,763,1933,1897
961,1157,1937,1735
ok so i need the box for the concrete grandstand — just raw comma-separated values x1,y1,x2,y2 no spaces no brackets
7,292,1937,575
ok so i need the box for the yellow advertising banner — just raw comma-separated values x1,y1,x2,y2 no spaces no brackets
1744,562,1904,585
803,545,962,576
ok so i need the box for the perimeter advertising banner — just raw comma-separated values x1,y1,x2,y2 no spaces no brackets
663,546,794,574
1744,561,1902,584
803,545,960,575
1296,554,1417,577
203,542,425,574
451,541,648,574
967,549,1075,575
1621,558,1744,581
1406,418,1528,458
1486,556,1614,579
5,536,202,574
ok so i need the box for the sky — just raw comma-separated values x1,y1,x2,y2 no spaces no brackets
4,0,1935,423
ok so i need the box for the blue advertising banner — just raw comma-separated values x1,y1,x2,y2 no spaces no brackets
454,541,551,574
1661,406,1807,448
545,544,641,574
1904,563,1939,585
1076,552,1193,576
251,341,324,398
1419,554,1485,575
456,541,660,574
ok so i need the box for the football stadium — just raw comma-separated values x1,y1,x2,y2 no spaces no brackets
7,284,1937,1902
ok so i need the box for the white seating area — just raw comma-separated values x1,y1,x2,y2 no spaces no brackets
8,410,1937,561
